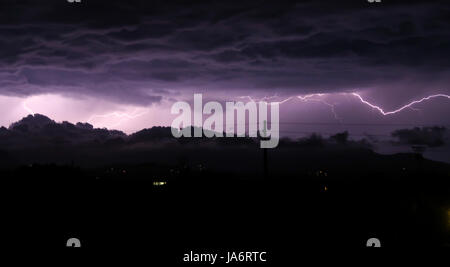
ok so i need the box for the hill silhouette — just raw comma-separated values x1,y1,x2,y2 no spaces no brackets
0,114,447,172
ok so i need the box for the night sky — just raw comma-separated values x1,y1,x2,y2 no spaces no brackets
0,0,449,153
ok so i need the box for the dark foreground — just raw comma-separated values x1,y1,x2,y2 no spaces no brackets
1,152,449,262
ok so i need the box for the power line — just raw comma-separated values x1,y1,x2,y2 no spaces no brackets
233,122,450,127
280,130,392,137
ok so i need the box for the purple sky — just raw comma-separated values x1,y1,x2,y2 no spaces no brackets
0,0,450,140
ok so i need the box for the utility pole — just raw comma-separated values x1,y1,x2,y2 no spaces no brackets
262,120,269,179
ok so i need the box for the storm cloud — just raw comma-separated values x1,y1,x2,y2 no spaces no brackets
1,0,450,105
392,126,448,147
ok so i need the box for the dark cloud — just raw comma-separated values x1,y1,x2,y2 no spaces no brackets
0,0,449,104
392,126,447,147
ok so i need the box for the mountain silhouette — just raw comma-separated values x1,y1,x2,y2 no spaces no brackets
0,114,447,173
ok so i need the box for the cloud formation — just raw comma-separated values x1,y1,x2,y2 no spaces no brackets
392,126,447,147
0,0,449,106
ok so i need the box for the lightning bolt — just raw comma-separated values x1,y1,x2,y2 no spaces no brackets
238,92,450,122
351,93,450,115
237,93,341,122
22,100,35,116
296,94,342,122
87,108,149,127
238,95,293,105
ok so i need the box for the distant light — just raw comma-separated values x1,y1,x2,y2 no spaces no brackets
153,181,167,186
